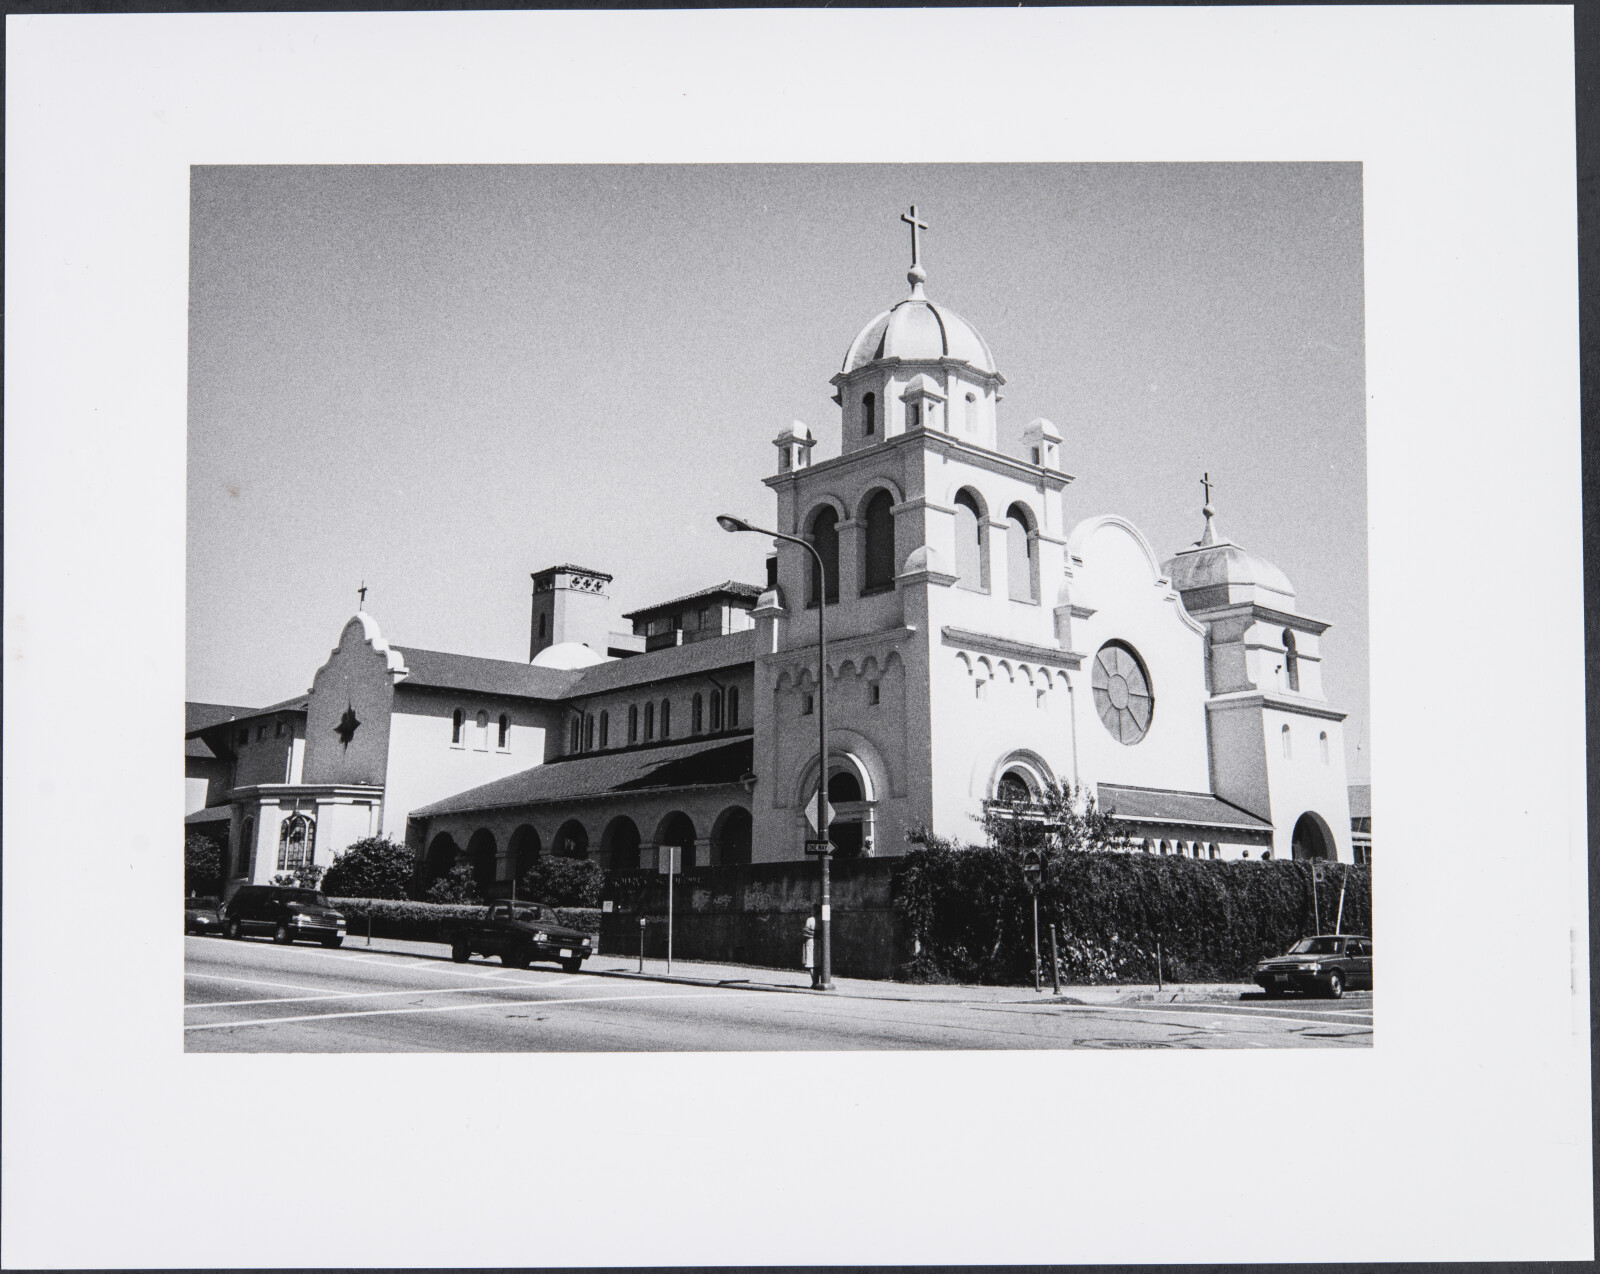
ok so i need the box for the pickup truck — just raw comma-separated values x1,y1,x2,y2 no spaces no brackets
448,898,594,972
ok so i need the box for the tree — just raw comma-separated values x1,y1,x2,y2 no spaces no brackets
185,832,222,897
977,780,1128,859
272,863,325,890
321,835,415,900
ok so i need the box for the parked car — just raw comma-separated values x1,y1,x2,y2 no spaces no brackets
185,896,224,935
448,899,594,972
224,885,346,948
1254,934,1372,999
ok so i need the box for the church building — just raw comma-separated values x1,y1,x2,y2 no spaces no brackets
188,211,1355,896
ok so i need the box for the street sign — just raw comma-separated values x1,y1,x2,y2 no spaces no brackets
1022,851,1042,893
602,900,613,913
804,838,834,856
657,845,682,875
804,791,832,832
1313,861,1328,883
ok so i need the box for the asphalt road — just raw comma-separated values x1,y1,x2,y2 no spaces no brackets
184,935,1374,1052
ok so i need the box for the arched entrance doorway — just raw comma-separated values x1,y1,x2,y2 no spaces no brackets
1291,811,1336,861
827,769,865,859
466,829,497,887
508,824,541,881
711,806,753,866
552,819,589,859
426,832,459,883
601,816,641,872
655,811,696,869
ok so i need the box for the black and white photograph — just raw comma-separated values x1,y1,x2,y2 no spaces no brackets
4,8,1590,1269
182,163,1374,1053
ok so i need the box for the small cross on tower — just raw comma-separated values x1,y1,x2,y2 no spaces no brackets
901,205,929,268
358,581,368,609
1201,473,1213,505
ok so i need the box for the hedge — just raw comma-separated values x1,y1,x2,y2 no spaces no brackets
330,897,603,946
897,841,1371,985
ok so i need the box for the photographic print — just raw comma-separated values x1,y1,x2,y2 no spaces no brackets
184,163,1372,1052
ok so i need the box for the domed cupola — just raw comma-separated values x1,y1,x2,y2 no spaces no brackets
1163,492,1297,614
830,206,1007,455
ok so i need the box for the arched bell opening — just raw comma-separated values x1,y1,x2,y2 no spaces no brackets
1291,810,1336,862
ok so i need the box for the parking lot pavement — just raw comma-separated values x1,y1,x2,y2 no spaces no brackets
185,934,1372,1051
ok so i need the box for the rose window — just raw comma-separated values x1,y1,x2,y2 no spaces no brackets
1092,641,1153,745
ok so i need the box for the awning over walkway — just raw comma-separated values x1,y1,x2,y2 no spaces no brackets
1097,783,1272,835
414,734,755,818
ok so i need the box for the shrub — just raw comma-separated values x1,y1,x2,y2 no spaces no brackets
321,836,415,900
518,857,604,908
895,832,1372,985
425,863,482,905
185,833,222,896
271,864,325,890
330,897,601,944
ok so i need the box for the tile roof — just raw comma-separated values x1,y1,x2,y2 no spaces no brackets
1347,784,1371,819
186,701,258,733
1097,783,1273,831
566,629,756,696
186,695,308,739
620,581,764,620
393,647,585,700
184,806,232,825
414,734,755,817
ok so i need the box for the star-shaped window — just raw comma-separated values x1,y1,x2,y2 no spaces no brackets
335,704,361,747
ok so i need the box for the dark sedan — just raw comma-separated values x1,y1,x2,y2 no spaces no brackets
1254,934,1372,999
185,896,224,935
449,899,594,972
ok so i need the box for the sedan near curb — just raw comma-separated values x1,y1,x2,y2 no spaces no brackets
1254,934,1372,999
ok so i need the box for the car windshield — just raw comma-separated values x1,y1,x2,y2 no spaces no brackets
1289,937,1344,955
287,890,331,907
188,898,218,910
513,906,552,923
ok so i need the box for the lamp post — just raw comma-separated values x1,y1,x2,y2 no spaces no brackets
718,513,833,990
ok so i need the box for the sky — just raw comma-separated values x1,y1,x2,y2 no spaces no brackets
187,163,1368,777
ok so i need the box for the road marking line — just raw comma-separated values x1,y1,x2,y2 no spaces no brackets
184,990,742,1031
186,972,348,996
188,982,611,1010
201,941,602,984
972,1002,1372,1029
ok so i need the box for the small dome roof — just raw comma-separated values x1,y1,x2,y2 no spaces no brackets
1163,508,1296,609
531,641,611,670
842,296,997,375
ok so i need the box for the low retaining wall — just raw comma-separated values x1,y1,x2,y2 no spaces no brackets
598,859,910,980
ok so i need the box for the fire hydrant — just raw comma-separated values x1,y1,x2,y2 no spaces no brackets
801,912,816,980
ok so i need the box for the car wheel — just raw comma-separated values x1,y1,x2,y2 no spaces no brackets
321,935,343,949
1263,984,1284,999
273,923,292,945
1325,969,1344,1000
226,919,242,940
561,957,583,974
451,940,471,964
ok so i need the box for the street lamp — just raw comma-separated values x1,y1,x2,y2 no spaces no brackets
718,512,834,990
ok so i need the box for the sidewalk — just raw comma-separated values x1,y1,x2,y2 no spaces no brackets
336,933,1255,1005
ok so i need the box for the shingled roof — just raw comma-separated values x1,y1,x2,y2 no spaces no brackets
566,629,757,696
1097,783,1272,832
392,647,585,700
620,581,764,620
414,734,755,817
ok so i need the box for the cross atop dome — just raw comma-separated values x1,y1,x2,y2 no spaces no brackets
901,205,929,296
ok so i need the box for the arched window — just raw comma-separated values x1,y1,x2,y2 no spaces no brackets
451,709,464,745
277,814,315,871
807,506,840,606
692,693,704,734
862,392,876,436
660,698,672,739
1005,502,1039,602
644,702,655,740
709,689,723,731
583,714,595,751
862,489,896,593
497,713,509,748
727,686,740,728
629,704,639,743
475,709,490,751
1282,724,1292,759
1283,630,1300,692
953,489,985,590
1319,730,1329,763
996,769,1031,804
538,613,547,641
599,711,609,749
